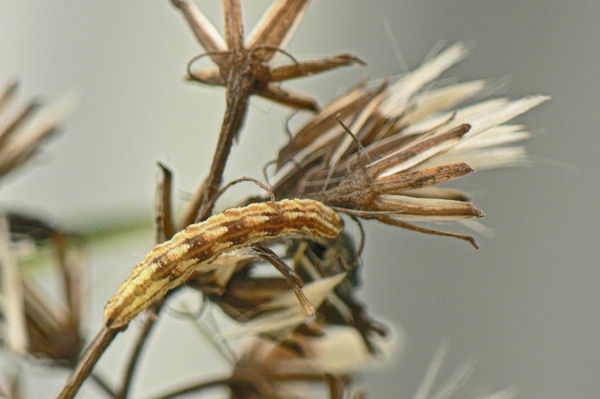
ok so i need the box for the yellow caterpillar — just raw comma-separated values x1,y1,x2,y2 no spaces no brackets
104,199,343,328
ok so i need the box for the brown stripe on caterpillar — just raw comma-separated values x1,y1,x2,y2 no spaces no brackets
104,199,344,329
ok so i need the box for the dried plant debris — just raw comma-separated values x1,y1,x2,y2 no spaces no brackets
0,80,75,179
0,213,85,364
272,43,548,248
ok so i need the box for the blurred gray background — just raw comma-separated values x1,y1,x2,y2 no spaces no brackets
0,1,598,398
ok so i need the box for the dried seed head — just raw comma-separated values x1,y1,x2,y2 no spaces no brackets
272,43,548,247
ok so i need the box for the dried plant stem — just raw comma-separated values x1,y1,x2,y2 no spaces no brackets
189,80,252,224
116,302,164,399
56,327,119,399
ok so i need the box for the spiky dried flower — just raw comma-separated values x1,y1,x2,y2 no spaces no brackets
0,80,74,179
272,43,549,248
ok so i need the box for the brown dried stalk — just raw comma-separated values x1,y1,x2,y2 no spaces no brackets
115,301,164,399
56,327,118,399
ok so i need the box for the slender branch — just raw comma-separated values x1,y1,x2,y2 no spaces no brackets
56,327,119,399
116,302,164,399
193,73,253,223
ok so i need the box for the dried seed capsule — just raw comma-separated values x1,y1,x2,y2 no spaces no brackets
104,199,343,328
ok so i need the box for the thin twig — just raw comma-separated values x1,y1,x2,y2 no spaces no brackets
180,79,253,226
251,243,315,317
56,327,119,399
194,80,252,222
204,176,276,214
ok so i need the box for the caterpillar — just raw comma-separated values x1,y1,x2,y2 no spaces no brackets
104,199,344,329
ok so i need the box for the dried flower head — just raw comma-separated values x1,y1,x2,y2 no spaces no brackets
272,43,549,248
0,80,74,179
